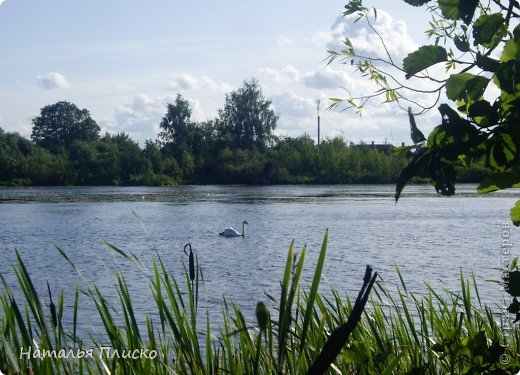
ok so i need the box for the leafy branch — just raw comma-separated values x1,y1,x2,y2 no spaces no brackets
330,0,520,227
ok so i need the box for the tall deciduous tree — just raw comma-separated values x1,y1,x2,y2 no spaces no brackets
218,79,278,150
159,94,193,156
331,0,520,225
31,101,100,153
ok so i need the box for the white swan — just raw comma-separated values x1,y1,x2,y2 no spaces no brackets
219,220,248,238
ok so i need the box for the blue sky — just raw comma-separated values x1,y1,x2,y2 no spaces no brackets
0,0,435,146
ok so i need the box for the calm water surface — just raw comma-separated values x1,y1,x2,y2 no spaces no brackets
0,185,518,338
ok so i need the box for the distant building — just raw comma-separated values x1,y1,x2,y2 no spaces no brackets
352,140,404,154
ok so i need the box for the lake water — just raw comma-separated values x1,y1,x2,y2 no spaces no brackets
0,184,518,338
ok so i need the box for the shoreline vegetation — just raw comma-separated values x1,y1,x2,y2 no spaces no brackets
0,125,489,189
0,233,518,374
0,80,490,188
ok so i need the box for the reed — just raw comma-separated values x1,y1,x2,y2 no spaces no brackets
0,235,518,374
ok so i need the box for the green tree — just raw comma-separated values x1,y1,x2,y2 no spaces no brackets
161,156,183,181
317,137,350,183
218,79,278,150
269,135,317,183
332,0,520,225
140,139,177,185
191,120,217,152
180,150,196,180
143,139,162,174
0,127,71,186
159,94,193,156
0,130,30,185
28,147,70,186
67,140,99,184
93,140,120,185
101,132,148,184
31,101,100,153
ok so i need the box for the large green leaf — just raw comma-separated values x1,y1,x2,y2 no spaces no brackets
511,200,520,226
496,61,519,94
514,24,520,41
476,53,500,72
498,86,520,115
395,149,429,201
473,13,506,48
438,0,478,25
343,0,367,15
477,172,520,194
468,100,492,118
430,159,456,196
501,40,520,62
468,100,498,127
438,103,459,119
395,158,419,202
428,125,451,149
403,0,430,6
438,0,460,20
488,133,517,170
402,45,448,79
459,0,478,25
408,108,425,144
501,133,517,160
446,73,489,101
427,104,482,159
454,35,470,52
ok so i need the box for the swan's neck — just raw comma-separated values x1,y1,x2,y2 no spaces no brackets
242,223,246,237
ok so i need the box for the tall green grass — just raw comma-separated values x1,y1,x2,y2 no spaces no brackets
0,233,519,374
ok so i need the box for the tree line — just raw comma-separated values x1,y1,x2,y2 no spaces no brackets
0,79,487,187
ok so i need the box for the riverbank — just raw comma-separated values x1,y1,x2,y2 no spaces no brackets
1,125,489,187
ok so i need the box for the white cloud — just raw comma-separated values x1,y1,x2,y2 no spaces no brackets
199,77,233,93
0,0,6,6
302,66,351,89
259,65,353,90
271,92,352,140
258,65,300,84
311,28,335,47
187,98,203,118
36,72,69,90
271,91,315,118
113,94,168,142
168,73,232,93
313,9,417,62
276,36,294,47
168,73,199,90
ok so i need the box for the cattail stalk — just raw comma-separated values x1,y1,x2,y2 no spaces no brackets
46,281,58,329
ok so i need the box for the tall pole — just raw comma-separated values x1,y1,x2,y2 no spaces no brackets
316,99,321,147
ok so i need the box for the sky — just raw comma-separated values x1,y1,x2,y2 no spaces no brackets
0,0,438,146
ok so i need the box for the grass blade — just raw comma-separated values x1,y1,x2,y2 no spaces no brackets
300,229,328,352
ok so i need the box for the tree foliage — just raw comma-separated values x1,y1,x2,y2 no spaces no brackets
331,0,520,225
31,101,100,153
158,94,192,156
0,123,420,187
218,79,278,150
